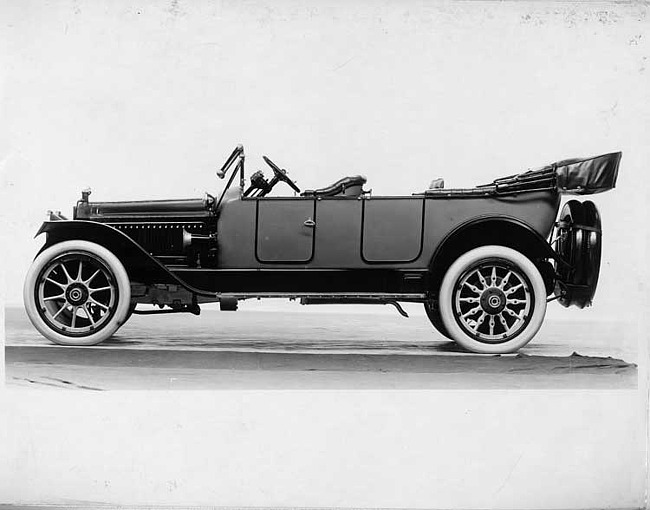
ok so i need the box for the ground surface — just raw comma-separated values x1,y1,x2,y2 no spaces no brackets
3,305,639,390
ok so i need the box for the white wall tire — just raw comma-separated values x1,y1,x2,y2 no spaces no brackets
23,240,131,346
423,301,451,339
439,245,547,354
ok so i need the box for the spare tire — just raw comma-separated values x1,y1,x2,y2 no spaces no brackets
554,200,602,308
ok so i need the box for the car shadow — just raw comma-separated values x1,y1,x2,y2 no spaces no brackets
6,343,637,375
4,307,638,389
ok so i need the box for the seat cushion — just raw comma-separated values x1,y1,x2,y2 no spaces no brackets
429,178,445,189
301,175,367,198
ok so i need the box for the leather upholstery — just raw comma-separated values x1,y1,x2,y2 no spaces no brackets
301,175,367,198
429,178,445,189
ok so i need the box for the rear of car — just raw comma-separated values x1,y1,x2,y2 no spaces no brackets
421,152,621,353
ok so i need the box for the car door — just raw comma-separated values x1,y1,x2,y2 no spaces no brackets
256,198,316,263
361,197,425,263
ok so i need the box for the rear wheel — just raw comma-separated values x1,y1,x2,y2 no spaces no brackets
423,300,451,339
439,245,547,354
23,240,131,346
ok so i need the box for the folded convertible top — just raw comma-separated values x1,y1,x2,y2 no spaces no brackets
477,151,622,196
553,152,621,194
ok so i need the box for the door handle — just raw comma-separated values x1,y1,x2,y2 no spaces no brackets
304,218,315,228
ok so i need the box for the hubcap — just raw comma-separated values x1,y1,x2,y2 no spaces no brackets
36,252,118,337
65,283,89,306
453,260,533,343
480,288,506,314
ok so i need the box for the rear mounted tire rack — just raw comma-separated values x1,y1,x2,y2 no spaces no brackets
551,200,602,308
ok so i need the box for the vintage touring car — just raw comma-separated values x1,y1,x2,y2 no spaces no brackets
23,146,621,353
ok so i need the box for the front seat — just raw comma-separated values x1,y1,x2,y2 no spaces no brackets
301,175,367,198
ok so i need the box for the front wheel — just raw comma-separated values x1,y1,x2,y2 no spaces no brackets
439,246,547,354
23,240,132,346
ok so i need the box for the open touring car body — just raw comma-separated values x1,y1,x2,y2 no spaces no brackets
24,146,621,353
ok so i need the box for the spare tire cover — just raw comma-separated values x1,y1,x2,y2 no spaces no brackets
554,200,602,308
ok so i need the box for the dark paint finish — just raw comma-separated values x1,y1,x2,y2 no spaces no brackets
256,198,316,263
171,268,429,295
37,221,203,294
76,198,214,222
312,198,363,267
38,189,562,297
362,198,424,263
420,191,560,263
23,148,621,354
37,146,623,303
215,189,560,271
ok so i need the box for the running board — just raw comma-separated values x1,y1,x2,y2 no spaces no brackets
299,297,410,318
219,292,426,301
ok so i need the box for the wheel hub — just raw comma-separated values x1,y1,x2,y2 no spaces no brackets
36,253,118,337
66,283,89,306
453,260,533,344
479,287,506,314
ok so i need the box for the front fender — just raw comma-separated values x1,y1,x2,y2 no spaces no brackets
36,220,216,297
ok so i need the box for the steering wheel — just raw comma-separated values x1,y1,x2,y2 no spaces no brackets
263,156,301,194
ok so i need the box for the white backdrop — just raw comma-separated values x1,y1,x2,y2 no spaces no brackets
1,1,648,507
1,0,648,315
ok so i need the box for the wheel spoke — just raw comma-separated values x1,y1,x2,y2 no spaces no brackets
504,307,523,320
90,286,112,294
52,303,67,320
463,282,482,294
489,316,495,336
505,283,524,296
84,269,101,285
462,305,481,319
472,312,487,331
497,313,510,332
459,297,479,303
508,298,527,305
490,266,497,286
476,269,488,290
89,298,109,311
45,277,66,289
76,260,84,282
83,305,95,326
71,307,78,329
43,293,66,302
498,271,512,290
59,263,73,284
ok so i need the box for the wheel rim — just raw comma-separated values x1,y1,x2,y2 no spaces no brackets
452,259,534,344
35,251,119,337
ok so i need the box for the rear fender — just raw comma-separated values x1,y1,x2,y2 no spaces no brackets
36,220,215,297
429,216,559,295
